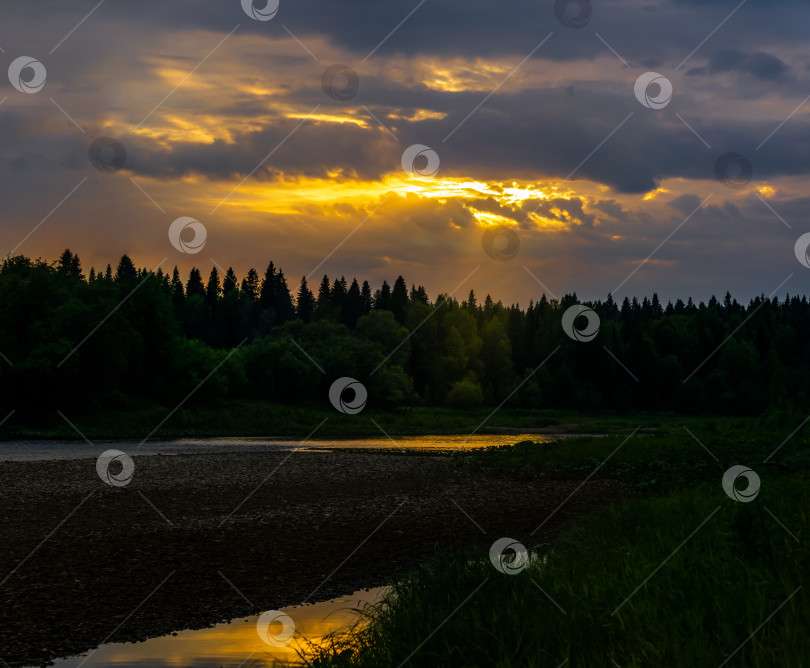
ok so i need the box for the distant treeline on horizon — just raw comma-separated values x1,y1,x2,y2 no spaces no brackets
1,249,809,417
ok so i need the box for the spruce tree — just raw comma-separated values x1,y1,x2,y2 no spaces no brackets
260,262,277,311
360,281,373,315
223,267,238,294
376,280,392,310
205,267,221,307
186,267,205,298
296,276,316,322
241,268,260,301
345,278,363,327
275,270,295,323
115,255,137,282
391,276,408,324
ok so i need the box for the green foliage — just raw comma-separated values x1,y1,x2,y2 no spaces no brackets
308,472,809,667
295,422,806,666
446,374,484,410
469,420,810,491
3,251,810,420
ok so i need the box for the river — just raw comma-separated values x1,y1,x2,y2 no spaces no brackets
9,432,587,666
51,587,388,667
0,432,583,461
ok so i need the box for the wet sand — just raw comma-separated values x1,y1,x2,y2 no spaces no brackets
0,450,623,666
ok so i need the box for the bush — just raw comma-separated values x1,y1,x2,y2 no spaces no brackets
447,375,484,410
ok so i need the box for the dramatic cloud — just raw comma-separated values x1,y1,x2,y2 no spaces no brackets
1,0,809,303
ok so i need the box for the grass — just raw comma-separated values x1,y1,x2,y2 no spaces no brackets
306,418,810,667
6,399,803,441
0,401,674,440
463,414,810,490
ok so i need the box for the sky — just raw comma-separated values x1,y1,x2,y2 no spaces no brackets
2,0,810,305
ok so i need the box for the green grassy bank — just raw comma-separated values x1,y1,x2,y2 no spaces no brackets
0,402,659,440
2,402,804,441
307,419,810,666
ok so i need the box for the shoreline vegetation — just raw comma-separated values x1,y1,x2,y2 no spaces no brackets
0,404,651,441
2,404,805,442
303,418,810,667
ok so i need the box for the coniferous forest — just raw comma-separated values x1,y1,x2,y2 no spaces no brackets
2,249,809,419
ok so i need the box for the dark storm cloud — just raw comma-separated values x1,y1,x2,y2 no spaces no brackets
668,193,702,214
9,0,810,65
687,50,791,80
5,74,810,195
3,0,809,197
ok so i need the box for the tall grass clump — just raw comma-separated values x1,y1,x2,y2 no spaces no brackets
308,474,808,667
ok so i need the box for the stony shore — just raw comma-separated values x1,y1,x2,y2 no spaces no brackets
0,449,622,666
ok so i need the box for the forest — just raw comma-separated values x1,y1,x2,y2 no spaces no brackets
0,249,808,419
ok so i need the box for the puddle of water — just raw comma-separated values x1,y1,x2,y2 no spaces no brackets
50,587,387,667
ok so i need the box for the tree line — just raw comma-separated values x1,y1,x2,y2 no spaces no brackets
1,249,808,417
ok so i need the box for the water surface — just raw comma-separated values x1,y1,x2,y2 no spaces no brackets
0,433,580,461
50,587,387,667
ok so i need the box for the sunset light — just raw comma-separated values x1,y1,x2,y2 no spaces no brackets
2,1,809,666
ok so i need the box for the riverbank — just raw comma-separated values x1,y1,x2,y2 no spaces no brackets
310,423,810,666
0,448,623,667
0,402,667,441
311,476,809,667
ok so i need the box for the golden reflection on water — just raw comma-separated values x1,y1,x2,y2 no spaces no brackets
306,433,562,450
53,588,386,667
0,433,576,461
192,433,567,452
